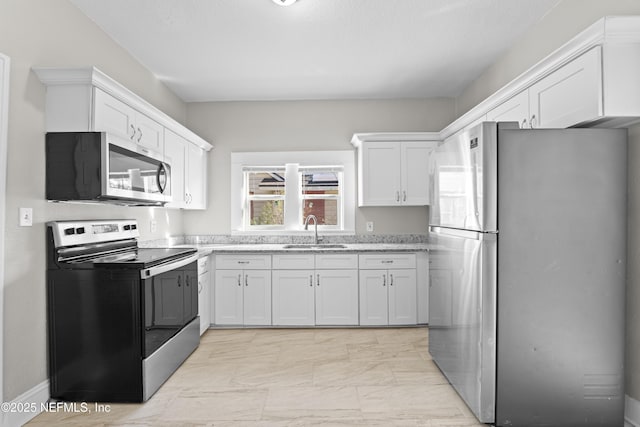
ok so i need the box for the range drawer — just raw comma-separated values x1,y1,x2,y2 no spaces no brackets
358,253,416,269
215,254,272,270
272,254,315,270
316,254,358,269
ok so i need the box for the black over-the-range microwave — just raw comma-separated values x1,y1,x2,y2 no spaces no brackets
46,132,171,206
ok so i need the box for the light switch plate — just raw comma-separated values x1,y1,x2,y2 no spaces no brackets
19,208,33,227
366,221,374,232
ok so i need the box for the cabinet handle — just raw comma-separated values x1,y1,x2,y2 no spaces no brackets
237,274,242,286
383,275,386,286
185,276,190,287
129,124,136,139
317,274,320,286
396,191,400,202
309,275,313,287
382,260,393,264
390,274,394,286
177,276,182,287
137,127,142,142
530,114,536,128
521,118,527,128
237,260,249,264
198,281,202,293
245,274,248,286
403,191,407,202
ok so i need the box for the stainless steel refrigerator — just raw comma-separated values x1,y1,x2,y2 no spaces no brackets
427,122,626,426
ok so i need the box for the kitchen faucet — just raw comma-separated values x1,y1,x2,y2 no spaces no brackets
304,214,321,244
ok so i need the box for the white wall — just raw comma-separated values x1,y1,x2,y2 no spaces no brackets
0,0,187,401
453,0,640,402
183,99,455,236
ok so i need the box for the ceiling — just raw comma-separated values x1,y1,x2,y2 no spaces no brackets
69,0,561,102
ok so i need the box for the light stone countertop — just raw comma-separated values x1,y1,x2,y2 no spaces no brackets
175,243,430,257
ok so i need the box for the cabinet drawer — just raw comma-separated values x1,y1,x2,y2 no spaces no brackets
316,254,358,269
272,254,315,270
215,254,272,270
359,253,416,269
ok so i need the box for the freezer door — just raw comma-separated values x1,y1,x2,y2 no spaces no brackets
496,128,626,426
429,122,506,232
428,227,497,423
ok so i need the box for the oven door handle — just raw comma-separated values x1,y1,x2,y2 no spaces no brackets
140,253,199,279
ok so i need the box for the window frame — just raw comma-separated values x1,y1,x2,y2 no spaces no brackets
231,151,355,235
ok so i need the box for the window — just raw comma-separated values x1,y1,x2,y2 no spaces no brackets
231,151,355,234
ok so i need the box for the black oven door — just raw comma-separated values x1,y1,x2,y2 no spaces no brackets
142,258,198,358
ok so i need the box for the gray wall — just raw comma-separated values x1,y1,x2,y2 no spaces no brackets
0,0,187,400
184,99,455,235
453,0,640,401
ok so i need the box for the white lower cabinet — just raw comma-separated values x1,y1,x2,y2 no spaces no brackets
197,254,212,335
272,254,359,326
272,269,316,326
359,254,417,326
214,255,272,326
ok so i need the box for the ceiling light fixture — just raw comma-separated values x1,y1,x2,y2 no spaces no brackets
272,0,297,6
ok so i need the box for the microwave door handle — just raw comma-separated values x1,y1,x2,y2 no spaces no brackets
156,163,167,194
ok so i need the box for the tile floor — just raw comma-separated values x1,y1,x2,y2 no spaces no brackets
27,327,483,426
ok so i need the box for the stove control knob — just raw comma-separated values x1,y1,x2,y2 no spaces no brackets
123,225,131,231
64,227,75,235
76,227,85,235
131,224,137,230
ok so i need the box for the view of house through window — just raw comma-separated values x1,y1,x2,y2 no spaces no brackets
244,164,343,230
246,169,285,226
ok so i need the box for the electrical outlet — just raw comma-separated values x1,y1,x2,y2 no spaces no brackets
19,208,33,227
366,221,374,232
150,220,157,233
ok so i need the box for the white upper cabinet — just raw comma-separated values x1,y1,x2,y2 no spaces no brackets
164,128,187,208
486,90,529,127
94,88,164,152
33,66,213,209
185,143,207,209
351,133,440,207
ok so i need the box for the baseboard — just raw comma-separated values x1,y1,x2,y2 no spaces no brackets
3,380,49,427
627,394,640,427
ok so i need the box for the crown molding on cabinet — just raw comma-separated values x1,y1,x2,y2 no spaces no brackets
350,132,441,148
32,66,212,151
441,15,640,140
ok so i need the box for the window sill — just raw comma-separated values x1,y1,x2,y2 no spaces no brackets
231,229,355,237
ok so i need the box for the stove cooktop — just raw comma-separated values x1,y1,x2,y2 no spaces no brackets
86,247,197,269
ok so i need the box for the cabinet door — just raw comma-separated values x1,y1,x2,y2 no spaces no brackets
198,268,211,334
134,112,164,153
529,46,602,128
214,269,244,325
359,270,389,325
272,270,315,326
185,144,207,209
315,269,359,326
401,142,433,205
93,88,136,140
243,270,272,325
388,269,417,325
486,90,529,128
164,128,187,208
153,270,183,326
360,142,401,206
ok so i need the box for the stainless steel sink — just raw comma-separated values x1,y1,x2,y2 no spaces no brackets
283,244,347,249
